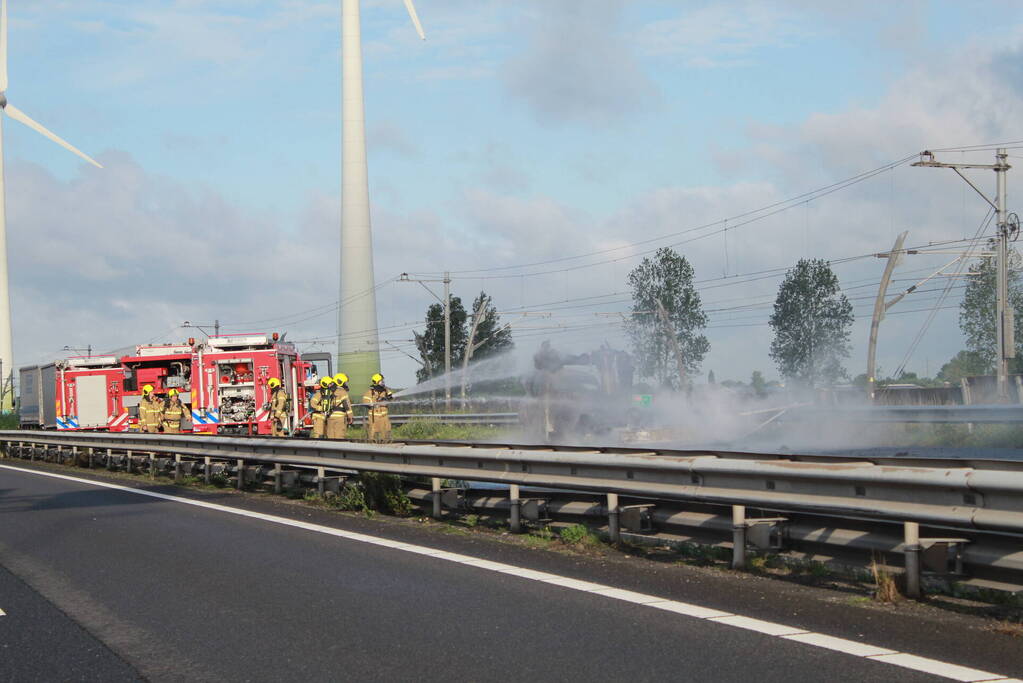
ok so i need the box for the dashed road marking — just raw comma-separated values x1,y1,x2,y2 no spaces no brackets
1,463,1018,683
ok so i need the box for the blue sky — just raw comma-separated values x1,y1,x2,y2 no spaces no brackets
8,1,1023,387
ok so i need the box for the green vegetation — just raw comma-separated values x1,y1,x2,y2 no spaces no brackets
0,413,18,429
359,472,412,515
341,420,501,442
559,523,599,546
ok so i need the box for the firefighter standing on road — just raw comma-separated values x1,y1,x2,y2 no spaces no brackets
363,373,394,442
309,377,332,439
138,384,163,433
326,373,354,439
161,389,188,434
268,378,291,437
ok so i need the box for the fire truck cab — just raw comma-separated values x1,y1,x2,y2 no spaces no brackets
119,343,196,432
193,334,310,435
54,356,126,431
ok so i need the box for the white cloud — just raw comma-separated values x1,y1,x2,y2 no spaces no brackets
502,0,657,126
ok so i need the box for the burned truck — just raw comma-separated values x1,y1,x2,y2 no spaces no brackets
521,341,640,442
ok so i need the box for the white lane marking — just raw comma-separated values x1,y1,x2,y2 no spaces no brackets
0,608,6,616
0,463,1015,683
782,632,896,658
708,615,808,637
865,653,1016,682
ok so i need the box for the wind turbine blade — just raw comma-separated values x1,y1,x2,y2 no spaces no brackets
0,0,8,91
4,104,102,168
403,0,426,40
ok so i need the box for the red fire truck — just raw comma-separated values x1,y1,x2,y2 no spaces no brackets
53,355,127,431
119,342,197,432
191,333,312,435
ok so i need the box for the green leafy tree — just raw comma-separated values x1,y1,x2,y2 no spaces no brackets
769,258,854,389
937,350,990,383
467,291,514,360
959,247,1023,371
414,296,468,384
626,247,710,390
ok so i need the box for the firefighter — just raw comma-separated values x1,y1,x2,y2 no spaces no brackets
308,377,332,439
363,373,394,443
138,384,163,433
161,389,188,434
267,378,291,437
326,373,354,439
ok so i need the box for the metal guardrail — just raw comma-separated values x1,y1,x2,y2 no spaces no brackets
351,413,518,427
782,404,1023,424
372,404,1023,427
3,430,1022,596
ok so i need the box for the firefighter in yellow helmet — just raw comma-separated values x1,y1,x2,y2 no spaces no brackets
161,389,188,434
308,376,333,439
267,377,291,437
326,373,354,439
138,384,163,433
363,372,394,442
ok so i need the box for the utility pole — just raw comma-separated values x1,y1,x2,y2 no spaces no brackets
443,271,451,407
400,272,453,409
913,149,1015,401
214,319,220,337
867,232,908,401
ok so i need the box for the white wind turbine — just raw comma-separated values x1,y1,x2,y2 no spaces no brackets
0,0,102,409
337,0,424,397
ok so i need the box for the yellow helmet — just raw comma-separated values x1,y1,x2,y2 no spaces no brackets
371,373,383,384
320,377,335,388
334,372,349,385
142,384,154,394
168,388,179,397
268,378,282,388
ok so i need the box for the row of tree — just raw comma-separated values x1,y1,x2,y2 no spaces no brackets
412,240,1017,391
626,247,854,390
627,241,1023,391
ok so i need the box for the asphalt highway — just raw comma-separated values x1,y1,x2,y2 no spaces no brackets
1,462,1020,682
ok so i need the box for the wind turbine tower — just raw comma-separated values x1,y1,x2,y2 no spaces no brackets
337,0,424,398
0,0,102,409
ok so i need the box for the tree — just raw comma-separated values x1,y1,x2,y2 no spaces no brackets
467,291,513,361
707,370,716,384
626,247,709,390
958,245,1023,371
414,296,468,384
937,350,989,383
769,258,853,389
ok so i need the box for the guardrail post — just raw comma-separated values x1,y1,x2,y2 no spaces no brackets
509,484,521,533
29,442,35,462
149,453,156,478
204,457,211,485
904,521,921,599
274,464,282,494
125,450,133,474
236,459,245,490
607,492,621,544
71,446,78,466
317,467,326,496
88,447,94,469
107,448,114,471
174,454,182,483
431,477,442,519
732,505,747,569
